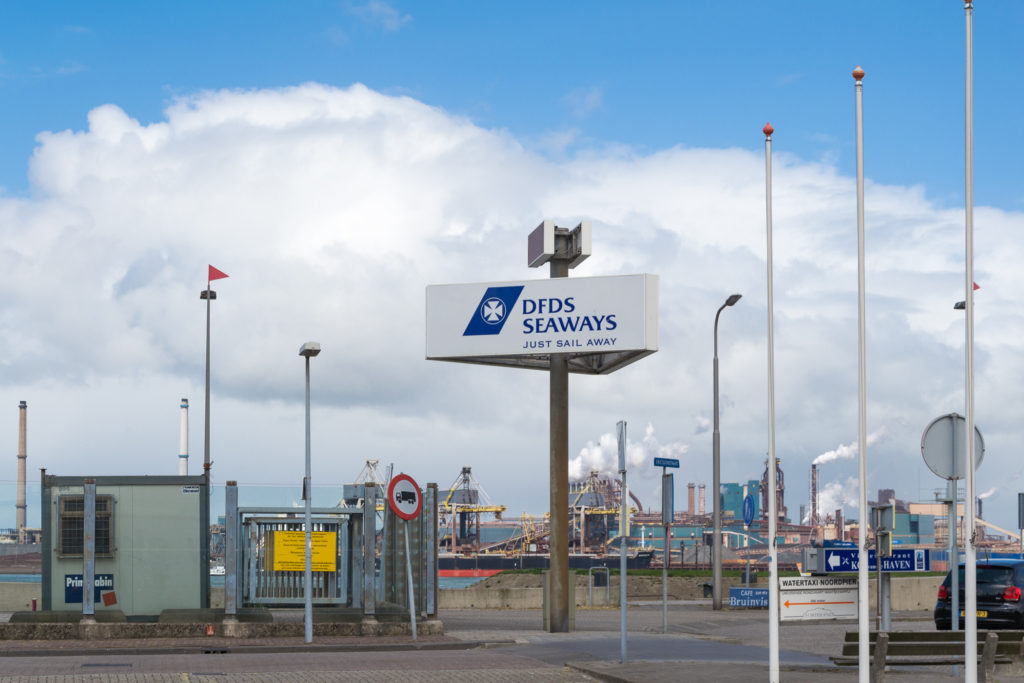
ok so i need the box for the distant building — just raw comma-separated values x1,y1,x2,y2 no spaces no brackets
721,480,761,522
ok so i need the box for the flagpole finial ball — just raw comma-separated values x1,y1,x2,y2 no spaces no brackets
763,122,774,137
852,66,865,81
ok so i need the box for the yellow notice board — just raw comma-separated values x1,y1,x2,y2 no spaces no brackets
271,530,337,572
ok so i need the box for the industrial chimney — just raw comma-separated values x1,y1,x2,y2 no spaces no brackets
811,463,819,528
698,484,706,516
16,401,27,543
687,482,695,517
178,398,189,476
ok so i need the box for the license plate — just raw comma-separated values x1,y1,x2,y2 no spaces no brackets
960,610,988,618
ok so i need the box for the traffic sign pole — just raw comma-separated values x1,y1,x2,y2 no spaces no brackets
404,519,417,641
662,465,668,633
387,473,423,640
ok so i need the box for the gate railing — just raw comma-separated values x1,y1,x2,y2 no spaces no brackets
224,481,378,616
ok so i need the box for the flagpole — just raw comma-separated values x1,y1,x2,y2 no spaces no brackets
204,276,212,478
201,275,213,609
853,65,870,683
963,2,977,679
200,265,227,609
763,121,779,683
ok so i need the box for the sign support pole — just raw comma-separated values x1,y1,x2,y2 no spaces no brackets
549,250,570,634
387,474,423,640
618,420,628,664
404,519,417,640
662,465,668,633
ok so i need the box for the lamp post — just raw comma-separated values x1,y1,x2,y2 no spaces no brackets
712,293,741,610
299,341,321,644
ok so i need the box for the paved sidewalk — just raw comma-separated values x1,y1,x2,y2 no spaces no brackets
1,604,1022,682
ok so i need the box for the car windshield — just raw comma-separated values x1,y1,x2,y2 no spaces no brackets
951,565,1015,585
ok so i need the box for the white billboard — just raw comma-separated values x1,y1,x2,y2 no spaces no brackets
426,274,657,375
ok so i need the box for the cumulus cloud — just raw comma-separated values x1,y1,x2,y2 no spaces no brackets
2,82,1023,528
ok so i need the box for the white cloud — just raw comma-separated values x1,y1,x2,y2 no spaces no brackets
2,82,1024,531
562,87,604,118
349,1,412,32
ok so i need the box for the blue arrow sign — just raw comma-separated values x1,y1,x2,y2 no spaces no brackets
823,548,930,573
653,457,679,468
742,494,755,527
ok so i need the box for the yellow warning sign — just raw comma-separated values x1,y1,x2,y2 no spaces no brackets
271,530,337,572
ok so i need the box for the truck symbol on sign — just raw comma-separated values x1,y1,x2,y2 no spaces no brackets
396,490,416,504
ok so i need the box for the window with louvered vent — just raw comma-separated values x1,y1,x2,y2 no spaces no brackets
57,495,114,556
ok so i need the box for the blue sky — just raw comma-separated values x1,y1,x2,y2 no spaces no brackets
1,2,1023,533
1,2,1021,208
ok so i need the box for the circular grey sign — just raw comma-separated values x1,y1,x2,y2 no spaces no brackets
921,413,985,481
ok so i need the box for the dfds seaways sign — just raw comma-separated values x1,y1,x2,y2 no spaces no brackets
426,274,657,374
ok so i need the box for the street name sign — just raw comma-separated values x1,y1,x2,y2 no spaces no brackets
426,274,658,375
779,576,857,621
823,548,930,573
653,457,679,468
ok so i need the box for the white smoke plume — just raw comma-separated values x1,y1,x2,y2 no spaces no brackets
569,423,688,482
810,477,861,522
694,415,711,435
979,487,998,500
812,427,890,466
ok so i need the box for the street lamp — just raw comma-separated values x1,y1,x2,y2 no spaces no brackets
299,341,321,644
713,293,741,610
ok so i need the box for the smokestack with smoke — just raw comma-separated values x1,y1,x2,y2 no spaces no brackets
811,463,818,527
812,427,890,466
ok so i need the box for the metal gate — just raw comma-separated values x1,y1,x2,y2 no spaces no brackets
223,482,379,614
243,516,352,605
222,480,438,618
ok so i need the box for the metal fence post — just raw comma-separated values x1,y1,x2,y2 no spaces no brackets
225,481,238,617
82,479,96,621
362,482,376,617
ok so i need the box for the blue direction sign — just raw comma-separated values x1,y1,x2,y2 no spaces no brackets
742,494,755,527
824,548,930,573
653,457,679,468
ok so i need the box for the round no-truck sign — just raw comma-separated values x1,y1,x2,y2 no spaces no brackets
388,473,422,521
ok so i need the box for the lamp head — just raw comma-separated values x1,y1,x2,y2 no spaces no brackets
299,342,321,358
954,301,966,310
726,294,742,307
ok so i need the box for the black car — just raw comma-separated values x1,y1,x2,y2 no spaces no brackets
934,559,1024,630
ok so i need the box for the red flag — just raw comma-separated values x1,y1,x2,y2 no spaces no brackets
208,265,229,282
973,282,980,290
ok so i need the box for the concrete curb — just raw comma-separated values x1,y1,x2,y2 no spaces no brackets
0,637,481,658
0,617,445,641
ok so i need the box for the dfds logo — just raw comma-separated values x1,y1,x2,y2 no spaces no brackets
463,286,524,336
